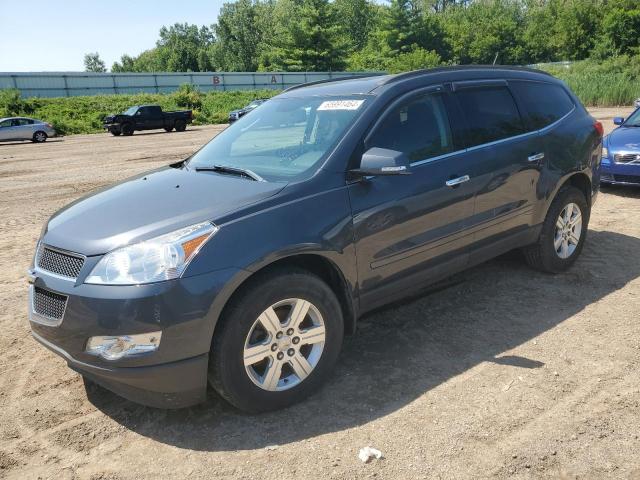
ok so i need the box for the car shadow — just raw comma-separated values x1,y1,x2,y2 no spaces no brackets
601,184,640,198
85,229,640,452
0,138,64,147
109,126,218,138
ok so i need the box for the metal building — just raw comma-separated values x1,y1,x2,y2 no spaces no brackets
0,71,377,98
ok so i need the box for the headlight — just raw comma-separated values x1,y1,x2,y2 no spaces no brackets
602,146,608,159
85,222,218,285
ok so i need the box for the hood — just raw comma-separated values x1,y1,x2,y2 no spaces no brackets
43,166,286,256
608,127,640,151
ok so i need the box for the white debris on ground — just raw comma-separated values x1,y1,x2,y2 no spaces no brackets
358,447,383,463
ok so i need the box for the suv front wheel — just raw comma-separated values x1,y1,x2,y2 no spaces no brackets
523,185,590,273
209,268,344,412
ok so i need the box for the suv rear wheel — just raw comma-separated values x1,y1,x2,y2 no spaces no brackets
523,185,589,273
209,268,344,412
174,120,186,132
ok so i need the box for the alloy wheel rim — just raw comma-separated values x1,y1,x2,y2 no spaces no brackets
554,202,582,259
244,298,326,391
36,133,45,141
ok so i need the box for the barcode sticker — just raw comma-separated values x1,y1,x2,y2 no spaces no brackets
317,100,365,111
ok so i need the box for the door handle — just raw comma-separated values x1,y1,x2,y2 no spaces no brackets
445,175,470,187
528,152,545,162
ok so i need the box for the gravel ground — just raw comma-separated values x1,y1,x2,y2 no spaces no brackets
0,108,639,480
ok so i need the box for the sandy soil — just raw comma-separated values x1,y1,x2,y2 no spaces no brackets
0,108,639,480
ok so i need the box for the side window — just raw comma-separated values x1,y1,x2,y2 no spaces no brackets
18,119,33,126
510,81,575,130
0,119,12,127
136,108,146,116
454,86,524,146
369,94,454,162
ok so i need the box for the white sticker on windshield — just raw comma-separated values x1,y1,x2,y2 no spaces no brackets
318,100,365,111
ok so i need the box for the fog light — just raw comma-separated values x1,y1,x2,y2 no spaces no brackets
86,331,162,360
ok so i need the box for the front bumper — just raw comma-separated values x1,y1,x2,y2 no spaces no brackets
601,157,640,185
28,266,242,408
33,330,208,408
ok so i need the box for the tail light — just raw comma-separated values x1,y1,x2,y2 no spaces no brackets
46,123,53,128
594,121,604,137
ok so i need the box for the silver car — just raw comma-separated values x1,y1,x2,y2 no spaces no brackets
0,117,56,143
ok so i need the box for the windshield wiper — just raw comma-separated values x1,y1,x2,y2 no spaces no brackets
195,164,264,182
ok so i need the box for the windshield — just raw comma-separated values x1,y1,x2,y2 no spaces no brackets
122,106,138,115
624,109,640,127
188,96,368,181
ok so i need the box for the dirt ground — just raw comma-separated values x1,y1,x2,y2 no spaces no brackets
1,108,639,480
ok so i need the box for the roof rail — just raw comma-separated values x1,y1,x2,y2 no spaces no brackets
282,73,387,92
379,65,552,86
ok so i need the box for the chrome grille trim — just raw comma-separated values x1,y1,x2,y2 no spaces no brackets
614,153,640,164
36,244,85,280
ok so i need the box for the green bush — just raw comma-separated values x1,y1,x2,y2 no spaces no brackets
0,88,281,134
172,83,205,110
0,89,27,117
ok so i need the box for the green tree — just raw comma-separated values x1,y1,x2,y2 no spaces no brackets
266,0,346,71
84,52,107,72
441,0,524,65
334,0,375,52
551,0,602,61
155,23,215,71
600,0,640,56
212,0,271,71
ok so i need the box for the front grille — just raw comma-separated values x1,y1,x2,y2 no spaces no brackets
614,153,640,164
32,287,68,321
37,244,84,279
613,174,640,184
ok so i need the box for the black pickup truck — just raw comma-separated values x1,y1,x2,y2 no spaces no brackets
103,105,193,136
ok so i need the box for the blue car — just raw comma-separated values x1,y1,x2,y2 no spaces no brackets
602,107,640,186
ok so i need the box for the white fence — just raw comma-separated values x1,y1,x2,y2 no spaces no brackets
0,71,378,98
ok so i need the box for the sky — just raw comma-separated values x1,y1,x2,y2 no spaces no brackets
0,0,225,72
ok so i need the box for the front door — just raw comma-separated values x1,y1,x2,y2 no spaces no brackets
348,89,477,312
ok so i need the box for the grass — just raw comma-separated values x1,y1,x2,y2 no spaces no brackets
541,55,640,107
0,86,281,135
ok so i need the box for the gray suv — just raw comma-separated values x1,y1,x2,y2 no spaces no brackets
28,67,603,412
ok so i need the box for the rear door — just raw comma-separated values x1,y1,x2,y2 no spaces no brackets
146,106,165,129
348,87,477,311
18,118,36,139
450,81,541,247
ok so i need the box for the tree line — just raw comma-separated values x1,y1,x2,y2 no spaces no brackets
83,0,640,73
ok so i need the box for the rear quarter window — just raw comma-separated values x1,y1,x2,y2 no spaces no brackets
454,86,524,147
509,81,575,130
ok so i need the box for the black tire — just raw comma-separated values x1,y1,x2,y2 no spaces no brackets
121,123,134,136
209,268,344,413
32,131,47,143
174,120,186,132
164,126,173,132
523,186,590,273
110,129,121,136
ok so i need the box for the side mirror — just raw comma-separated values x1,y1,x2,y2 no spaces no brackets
349,147,411,179
613,117,624,125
